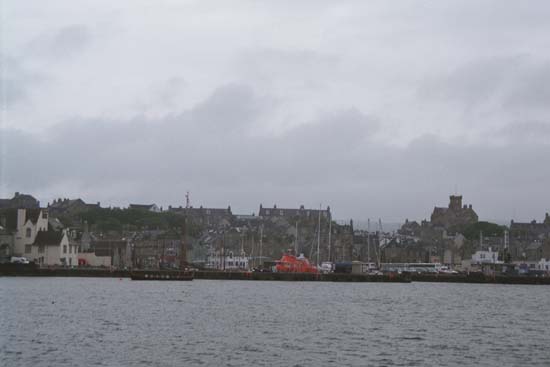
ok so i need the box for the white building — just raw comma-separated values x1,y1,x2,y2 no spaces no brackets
206,251,250,271
31,229,78,266
471,247,502,264
14,208,49,256
11,208,78,266
536,259,550,272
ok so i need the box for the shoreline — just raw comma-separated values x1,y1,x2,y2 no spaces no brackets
2,265,550,284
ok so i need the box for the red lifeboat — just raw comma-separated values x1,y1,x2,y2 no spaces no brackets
275,253,318,273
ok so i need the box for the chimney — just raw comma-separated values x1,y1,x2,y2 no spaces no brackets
17,209,26,229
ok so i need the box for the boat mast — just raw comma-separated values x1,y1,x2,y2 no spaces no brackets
295,221,299,255
259,224,263,268
327,217,332,262
180,215,188,270
317,203,321,266
180,190,190,271
367,218,371,263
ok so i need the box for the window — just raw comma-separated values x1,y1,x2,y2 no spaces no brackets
69,246,72,254
63,245,67,254
25,245,32,253
42,212,47,219
280,210,284,216
26,228,32,238
38,245,45,254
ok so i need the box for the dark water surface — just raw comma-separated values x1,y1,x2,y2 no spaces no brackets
1,278,549,367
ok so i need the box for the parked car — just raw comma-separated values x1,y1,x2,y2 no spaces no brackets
10,256,30,264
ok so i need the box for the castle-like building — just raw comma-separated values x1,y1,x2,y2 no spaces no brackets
431,195,478,229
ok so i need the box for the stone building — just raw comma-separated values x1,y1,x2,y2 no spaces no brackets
91,239,131,269
0,192,40,209
430,195,478,230
48,198,101,216
259,204,331,221
508,213,550,262
169,205,233,227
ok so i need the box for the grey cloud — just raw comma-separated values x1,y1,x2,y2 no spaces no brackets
417,56,525,108
2,84,549,222
25,24,92,61
190,84,268,133
0,54,44,106
503,61,550,111
3,2,550,222
495,121,550,143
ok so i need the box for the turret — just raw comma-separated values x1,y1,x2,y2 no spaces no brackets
449,195,462,211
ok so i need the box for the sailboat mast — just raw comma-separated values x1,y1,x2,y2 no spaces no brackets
317,204,321,266
259,224,263,268
367,218,371,263
295,221,298,255
327,217,332,262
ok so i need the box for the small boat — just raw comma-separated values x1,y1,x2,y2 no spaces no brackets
130,270,194,281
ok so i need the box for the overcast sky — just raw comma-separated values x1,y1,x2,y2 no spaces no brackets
1,1,549,223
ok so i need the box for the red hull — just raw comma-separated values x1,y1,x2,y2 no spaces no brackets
275,254,318,273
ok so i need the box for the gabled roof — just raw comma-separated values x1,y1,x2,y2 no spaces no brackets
24,209,43,224
0,209,18,232
34,230,64,246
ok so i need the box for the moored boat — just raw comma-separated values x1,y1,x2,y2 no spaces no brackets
275,253,318,273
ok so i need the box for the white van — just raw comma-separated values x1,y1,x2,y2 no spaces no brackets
10,256,30,264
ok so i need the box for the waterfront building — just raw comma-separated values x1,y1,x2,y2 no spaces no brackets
206,250,250,271
91,239,131,269
31,229,77,266
471,247,501,265
13,208,50,256
536,258,550,272
0,223,14,261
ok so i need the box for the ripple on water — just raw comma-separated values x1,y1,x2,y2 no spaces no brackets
1,279,550,367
